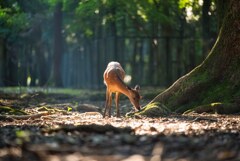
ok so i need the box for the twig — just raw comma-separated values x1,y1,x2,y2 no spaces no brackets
191,117,218,122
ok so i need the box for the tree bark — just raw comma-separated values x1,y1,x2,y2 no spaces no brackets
165,37,172,86
176,14,185,78
202,0,211,58
0,39,4,86
35,26,48,86
136,0,240,116
5,44,18,86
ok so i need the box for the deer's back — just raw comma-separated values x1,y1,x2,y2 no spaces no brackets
103,62,125,91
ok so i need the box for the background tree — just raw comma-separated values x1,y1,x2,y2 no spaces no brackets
53,1,63,87
0,0,218,89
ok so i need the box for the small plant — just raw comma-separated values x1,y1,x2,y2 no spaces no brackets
16,130,30,145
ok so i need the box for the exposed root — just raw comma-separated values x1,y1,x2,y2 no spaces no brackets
184,103,240,114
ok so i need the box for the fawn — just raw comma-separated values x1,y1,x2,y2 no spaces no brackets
103,61,141,117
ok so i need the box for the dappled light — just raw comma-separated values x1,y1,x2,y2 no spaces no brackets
0,91,240,160
0,0,217,88
1,0,240,160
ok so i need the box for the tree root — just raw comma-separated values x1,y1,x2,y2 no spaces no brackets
138,64,240,116
184,102,240,114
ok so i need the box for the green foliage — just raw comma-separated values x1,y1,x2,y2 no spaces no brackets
178,0,202,21
67,106,72,112
0,0,52,41
71,0,184,37
0,0,218,88
0,2,29,38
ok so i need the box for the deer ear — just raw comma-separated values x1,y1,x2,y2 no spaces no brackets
134,85,140,91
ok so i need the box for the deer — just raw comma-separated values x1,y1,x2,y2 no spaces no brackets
103,61,142,118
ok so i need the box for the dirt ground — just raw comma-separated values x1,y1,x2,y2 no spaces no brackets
0,92,240,161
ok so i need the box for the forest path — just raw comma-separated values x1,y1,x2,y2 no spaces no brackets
0,92,239,161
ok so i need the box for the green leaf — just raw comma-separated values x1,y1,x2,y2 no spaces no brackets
67,106,72,112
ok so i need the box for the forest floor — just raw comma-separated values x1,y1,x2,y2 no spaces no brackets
0,89,240,161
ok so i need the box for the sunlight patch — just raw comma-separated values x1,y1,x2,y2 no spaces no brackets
124,75,132,84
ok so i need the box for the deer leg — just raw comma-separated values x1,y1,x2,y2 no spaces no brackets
115,92,120,117
108,92,112,117
103,89,110,118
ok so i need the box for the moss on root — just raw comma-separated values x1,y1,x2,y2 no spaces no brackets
126,102,171,118
180,80,239,113
130,68,240,117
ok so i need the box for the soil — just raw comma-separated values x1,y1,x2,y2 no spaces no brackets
0,92,240,161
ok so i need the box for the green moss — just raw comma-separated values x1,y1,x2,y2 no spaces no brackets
126,102,171,118
175,80,239,114
133,73,239,115
164,69,210,110
188,67,210,83
234,88,240,97
201,82,230,104
161,68,239,113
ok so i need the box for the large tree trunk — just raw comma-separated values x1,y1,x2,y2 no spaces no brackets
135,0,240,116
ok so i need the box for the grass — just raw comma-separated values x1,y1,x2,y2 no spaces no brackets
0,86,165,101
0,86,93,95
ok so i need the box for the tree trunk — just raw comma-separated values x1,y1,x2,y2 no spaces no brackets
5,44,18,86
202,0,211,58
216,0,229,29
162,6,173,86
135,0,240,116
165,37,172,86
53,2,63,87
0,39,4,86
18,45,27,86
148,21,157,85
35,26,48,86
131,40,137,85
148,39,155,85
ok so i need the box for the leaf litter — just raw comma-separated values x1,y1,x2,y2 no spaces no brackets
0,93,240,161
